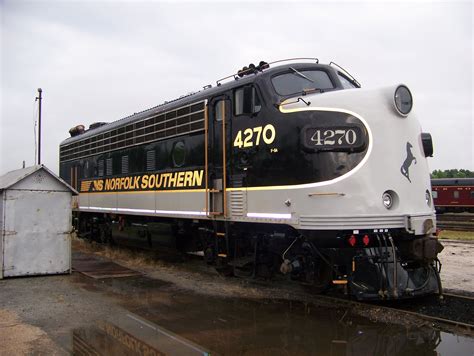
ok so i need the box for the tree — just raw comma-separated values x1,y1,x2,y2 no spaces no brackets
431,169,474,178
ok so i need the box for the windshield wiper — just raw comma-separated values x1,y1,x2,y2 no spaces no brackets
289,67,314,83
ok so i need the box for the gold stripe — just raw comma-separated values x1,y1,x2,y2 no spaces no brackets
308,192,345,197
80,189,206,195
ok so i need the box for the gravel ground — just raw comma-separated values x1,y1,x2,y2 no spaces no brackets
0,273,141,354
438,240,474,295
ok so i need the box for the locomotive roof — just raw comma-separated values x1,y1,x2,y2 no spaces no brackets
60,62,334,146
431,178,474,186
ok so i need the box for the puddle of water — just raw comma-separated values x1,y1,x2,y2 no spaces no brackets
73,313,210,355
73,275,474,356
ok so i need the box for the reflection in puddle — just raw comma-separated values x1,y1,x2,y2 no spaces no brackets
72,275,474,355
73,313,210,355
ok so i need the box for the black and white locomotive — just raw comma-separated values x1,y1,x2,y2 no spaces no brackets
60,58,443,300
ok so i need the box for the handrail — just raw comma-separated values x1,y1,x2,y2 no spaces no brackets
216,57,319,86
204,100,209,216
222,100,227,218
329,62,361,88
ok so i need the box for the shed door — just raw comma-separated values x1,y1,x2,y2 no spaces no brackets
2,190,71,277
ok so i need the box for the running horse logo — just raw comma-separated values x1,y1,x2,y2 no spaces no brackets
400,142,417,183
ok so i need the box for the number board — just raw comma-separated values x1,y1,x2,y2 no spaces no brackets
302,125,366,152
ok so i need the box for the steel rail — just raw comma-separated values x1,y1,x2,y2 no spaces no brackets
310,293,474,335
443,292,474,302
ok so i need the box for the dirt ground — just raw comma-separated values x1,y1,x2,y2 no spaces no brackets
438,240,474,294
0,309,63,355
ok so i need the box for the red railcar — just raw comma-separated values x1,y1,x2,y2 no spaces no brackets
431,178,474,213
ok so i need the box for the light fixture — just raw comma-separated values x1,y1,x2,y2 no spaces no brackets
382,191,393,209
425,190,432,207
394,85,413,116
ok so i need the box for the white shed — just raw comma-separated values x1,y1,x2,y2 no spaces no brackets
0,165,77,279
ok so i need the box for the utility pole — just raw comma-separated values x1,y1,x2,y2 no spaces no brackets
36,88,42,165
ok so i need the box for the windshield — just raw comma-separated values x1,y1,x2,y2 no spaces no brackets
338,73,357,89
271,69,334,96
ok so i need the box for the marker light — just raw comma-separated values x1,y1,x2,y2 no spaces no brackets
394,85,413,116
348,235,356,247
425,190,432,207
362,235,370,246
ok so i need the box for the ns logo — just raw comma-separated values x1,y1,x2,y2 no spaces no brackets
93,180,104,191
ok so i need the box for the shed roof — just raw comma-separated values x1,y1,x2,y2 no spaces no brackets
0,165,78,194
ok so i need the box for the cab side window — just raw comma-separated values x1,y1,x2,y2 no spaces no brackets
215,100,225,122
234,86,261,116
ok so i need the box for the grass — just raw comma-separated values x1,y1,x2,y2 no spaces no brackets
71,234,172,269
438,230,474,241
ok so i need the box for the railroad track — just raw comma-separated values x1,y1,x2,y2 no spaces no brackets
311,292,474,336
389,293,474,333
437,213,474,222
436,213,474,231
76,236,474,335
437,221,474,231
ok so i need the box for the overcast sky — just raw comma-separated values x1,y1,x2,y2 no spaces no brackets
1,0,472,175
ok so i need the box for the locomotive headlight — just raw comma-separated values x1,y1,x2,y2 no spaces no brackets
394,85,413,116
425,190,432,207
382,192,393,209
382,191,393,209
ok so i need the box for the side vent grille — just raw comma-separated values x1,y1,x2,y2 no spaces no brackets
98,160,104,177
59,100,206,162
106,158,113,176
230,191,246,217
146,150,156,171
121,155,129,174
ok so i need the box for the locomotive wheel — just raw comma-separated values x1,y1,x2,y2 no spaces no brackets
204,246,215,265
98,226,108,244
78,218,93,241
98,224,115,245
215,258,234,277
305,258,333,294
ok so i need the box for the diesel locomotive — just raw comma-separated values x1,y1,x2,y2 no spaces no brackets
60,58,443,300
